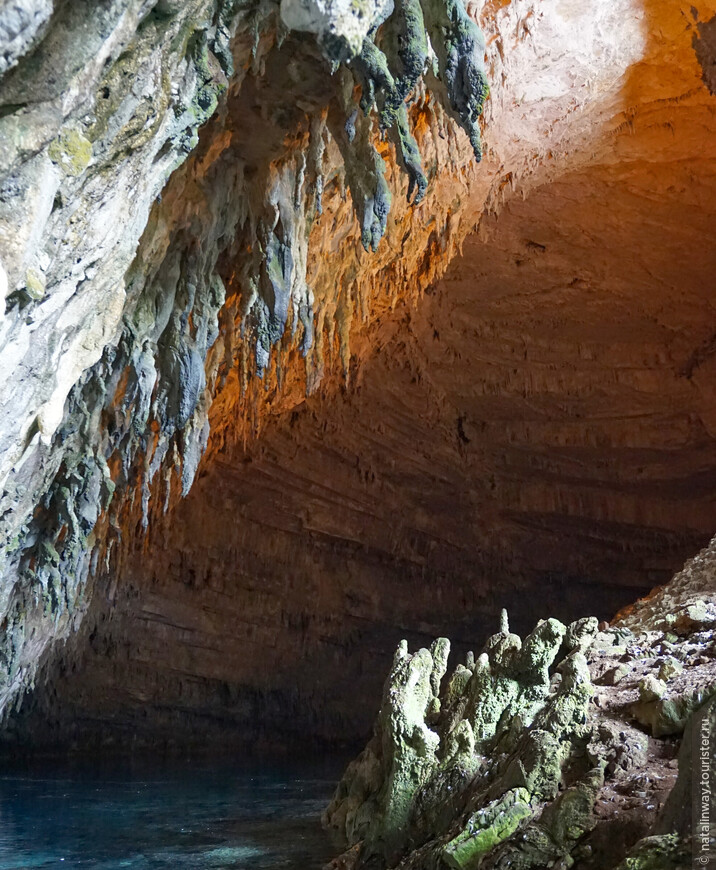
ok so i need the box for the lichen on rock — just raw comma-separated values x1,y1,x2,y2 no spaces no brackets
325,563,716,870
324,611,601,869
47,127,92,177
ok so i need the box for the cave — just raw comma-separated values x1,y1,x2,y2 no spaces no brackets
0,0,715,867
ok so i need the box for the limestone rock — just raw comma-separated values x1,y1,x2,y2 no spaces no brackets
0,0,715,798
658,658,683,683
632,681,716,738
325,613,599,869
638,675,667,704
326,557,716,869
0,0,53,76
279,0,393,59
0,0,490,727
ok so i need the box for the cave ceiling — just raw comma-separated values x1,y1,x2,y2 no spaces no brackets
0,0,715,747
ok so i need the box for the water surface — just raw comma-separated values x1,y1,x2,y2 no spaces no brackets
0,754,344,869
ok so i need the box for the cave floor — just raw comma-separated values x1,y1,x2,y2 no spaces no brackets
0,754,345,869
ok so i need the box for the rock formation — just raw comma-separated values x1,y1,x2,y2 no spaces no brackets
0,0,490,726
0,0,715,783
324,538,716,869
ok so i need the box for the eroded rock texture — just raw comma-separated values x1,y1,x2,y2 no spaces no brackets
16,143,716,751
0,0,715,757
323,540,716,870
0,0,489,725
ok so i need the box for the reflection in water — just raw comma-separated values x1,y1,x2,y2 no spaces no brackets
0,755,344,868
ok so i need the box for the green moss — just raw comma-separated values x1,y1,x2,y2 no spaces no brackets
390,103,427,203
612,834,690,870
487,766,603,869
380,0,427,99
368,644,442,860
564,616,598,654
333,99,392,252
331,0,489,242
420,0,489,160
518,618,566,682
48,128,92,177
469,664,519,745
89,36,163,150
442,788,533,870
187,29,228,126
537,652,593,738
329,602,605,869
542,766,604,849
501,729,565,801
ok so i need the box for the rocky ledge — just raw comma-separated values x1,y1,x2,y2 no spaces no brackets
323,537,716,869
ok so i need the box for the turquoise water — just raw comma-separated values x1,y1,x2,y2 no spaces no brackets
0,756,343,869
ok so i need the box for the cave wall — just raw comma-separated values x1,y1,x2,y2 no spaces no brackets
1,0,716,748
18,110,716,748
0,0,491,722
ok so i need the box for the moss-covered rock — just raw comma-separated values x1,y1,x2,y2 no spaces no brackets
442,788,533,869
47,127,92,177
610,834,691,870
632,682,716,737
325,613,603,870
24,267,46,301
